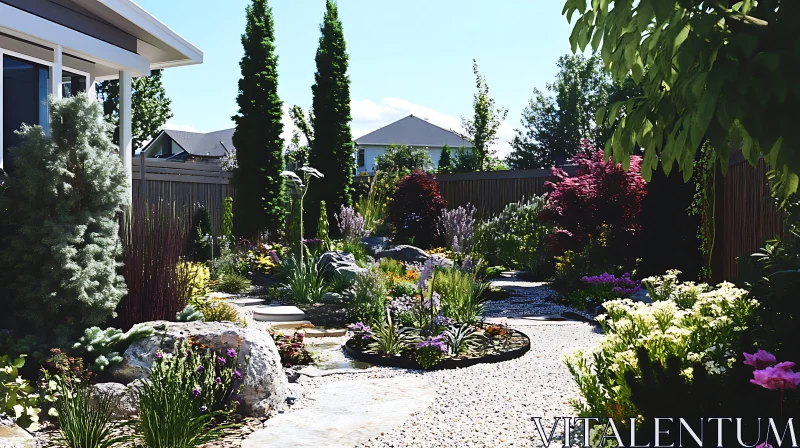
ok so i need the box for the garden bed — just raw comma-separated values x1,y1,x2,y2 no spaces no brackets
343,327,531,371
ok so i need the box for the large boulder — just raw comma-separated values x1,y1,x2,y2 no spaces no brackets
91,382,138,418
0,416,33,448
319,251,367,281
108,321,289,417
375,245,430,263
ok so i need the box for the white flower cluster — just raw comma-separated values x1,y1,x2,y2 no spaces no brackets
565,271,759,418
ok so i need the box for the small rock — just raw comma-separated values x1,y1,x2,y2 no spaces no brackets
320,292,343,303
375,245,429,263
91,382,138,418
361,236,389,256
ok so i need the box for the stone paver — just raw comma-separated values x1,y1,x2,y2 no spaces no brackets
243,376,435,448
252,305,306,322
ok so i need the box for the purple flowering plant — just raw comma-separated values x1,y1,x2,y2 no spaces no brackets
416,334,448,369
336,205,370,241
440,204,477,254
135,338,247,434
744,350,800,421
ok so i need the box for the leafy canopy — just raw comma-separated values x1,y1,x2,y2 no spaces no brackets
564,0,800,197
508,54,640,169
375,144,432,174
96,70,172,151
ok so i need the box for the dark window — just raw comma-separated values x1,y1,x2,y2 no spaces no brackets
357,147,365,167
3,55,50,173
62,70,87,97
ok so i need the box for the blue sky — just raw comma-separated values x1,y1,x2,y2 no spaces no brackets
136,0,575,156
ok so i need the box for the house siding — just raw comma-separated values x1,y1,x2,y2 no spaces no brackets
0,0,138,53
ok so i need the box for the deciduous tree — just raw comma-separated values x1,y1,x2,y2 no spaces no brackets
461,60,508,171
97,70,172,151
564,0,800,197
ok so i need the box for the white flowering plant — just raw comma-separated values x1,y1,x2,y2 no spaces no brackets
565,271,759,418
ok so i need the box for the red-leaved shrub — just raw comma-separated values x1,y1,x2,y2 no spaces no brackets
542,140,646,256
387,171,447,248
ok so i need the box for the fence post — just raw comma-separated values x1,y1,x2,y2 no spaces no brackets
139,152,147,200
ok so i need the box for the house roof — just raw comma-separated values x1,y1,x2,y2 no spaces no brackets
162,128,235,158
355,115,473,148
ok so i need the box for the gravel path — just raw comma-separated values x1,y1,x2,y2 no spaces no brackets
276,280,603,448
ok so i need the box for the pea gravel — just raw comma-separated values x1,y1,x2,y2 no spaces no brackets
288,281,603,448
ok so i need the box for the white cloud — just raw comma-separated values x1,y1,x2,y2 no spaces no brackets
350,98,514,157
163,121,199,133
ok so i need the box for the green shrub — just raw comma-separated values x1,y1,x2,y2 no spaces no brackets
221,197,234,240
176,304,205,322
349,269,389,325
187,205,213,262
0,354,40,430
197,300,246,327
341,238,370,263
133,339,242,447
433,268,488,324
214,273,251,294
0,94,127,339
473,196,552,276
70,324,154,372
280,254,327,304
378,258,405,276
369,315,418,356
442,324,481,356
327,275,355,294
52,379,127,448
564,275,758,419
390,281,417,298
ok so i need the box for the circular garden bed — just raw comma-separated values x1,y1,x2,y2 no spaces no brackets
343,327,531,371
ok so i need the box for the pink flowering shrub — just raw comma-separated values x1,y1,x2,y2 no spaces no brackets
543,140,647,258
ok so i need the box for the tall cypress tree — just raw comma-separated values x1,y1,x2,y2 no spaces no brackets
308,0,353,237
231,0,286,239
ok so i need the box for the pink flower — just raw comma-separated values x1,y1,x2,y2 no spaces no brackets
744,350,777,369
775,361,796,371
750,366,800,390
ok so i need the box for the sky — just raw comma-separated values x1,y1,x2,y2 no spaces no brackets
135,0,576,157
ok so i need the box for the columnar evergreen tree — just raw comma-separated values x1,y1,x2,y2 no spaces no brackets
96,70,172,151
231,0,286,239
308,0,354,237
0,94,127,338
221,197,234,240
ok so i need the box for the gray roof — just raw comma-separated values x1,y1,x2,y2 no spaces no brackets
162,128,235,157
355,115,473,148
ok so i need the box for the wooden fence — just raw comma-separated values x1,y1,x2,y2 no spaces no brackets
433,168,568,218
713,157,785,282
132,158,234,235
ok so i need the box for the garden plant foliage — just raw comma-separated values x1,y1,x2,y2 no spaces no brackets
0,94,127,338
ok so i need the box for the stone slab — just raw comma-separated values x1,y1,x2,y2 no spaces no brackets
269,321,314,330
303,328,347,338
0,425,34,448
252,305,306,322
229,298,266,307
243,376,435,448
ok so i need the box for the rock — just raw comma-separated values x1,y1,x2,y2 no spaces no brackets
319,251,367,281
334,265,367,281
375,245,429,263
91,382,138,418
321,292,343,303
361,236,389,256
629,289,653,304
108,321,290,417
243,377,435,448
0,420,33,448
252,305,306,322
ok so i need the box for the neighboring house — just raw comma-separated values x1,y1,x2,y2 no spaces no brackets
0,0,203,201
141,128,234,162
354,114,473,174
